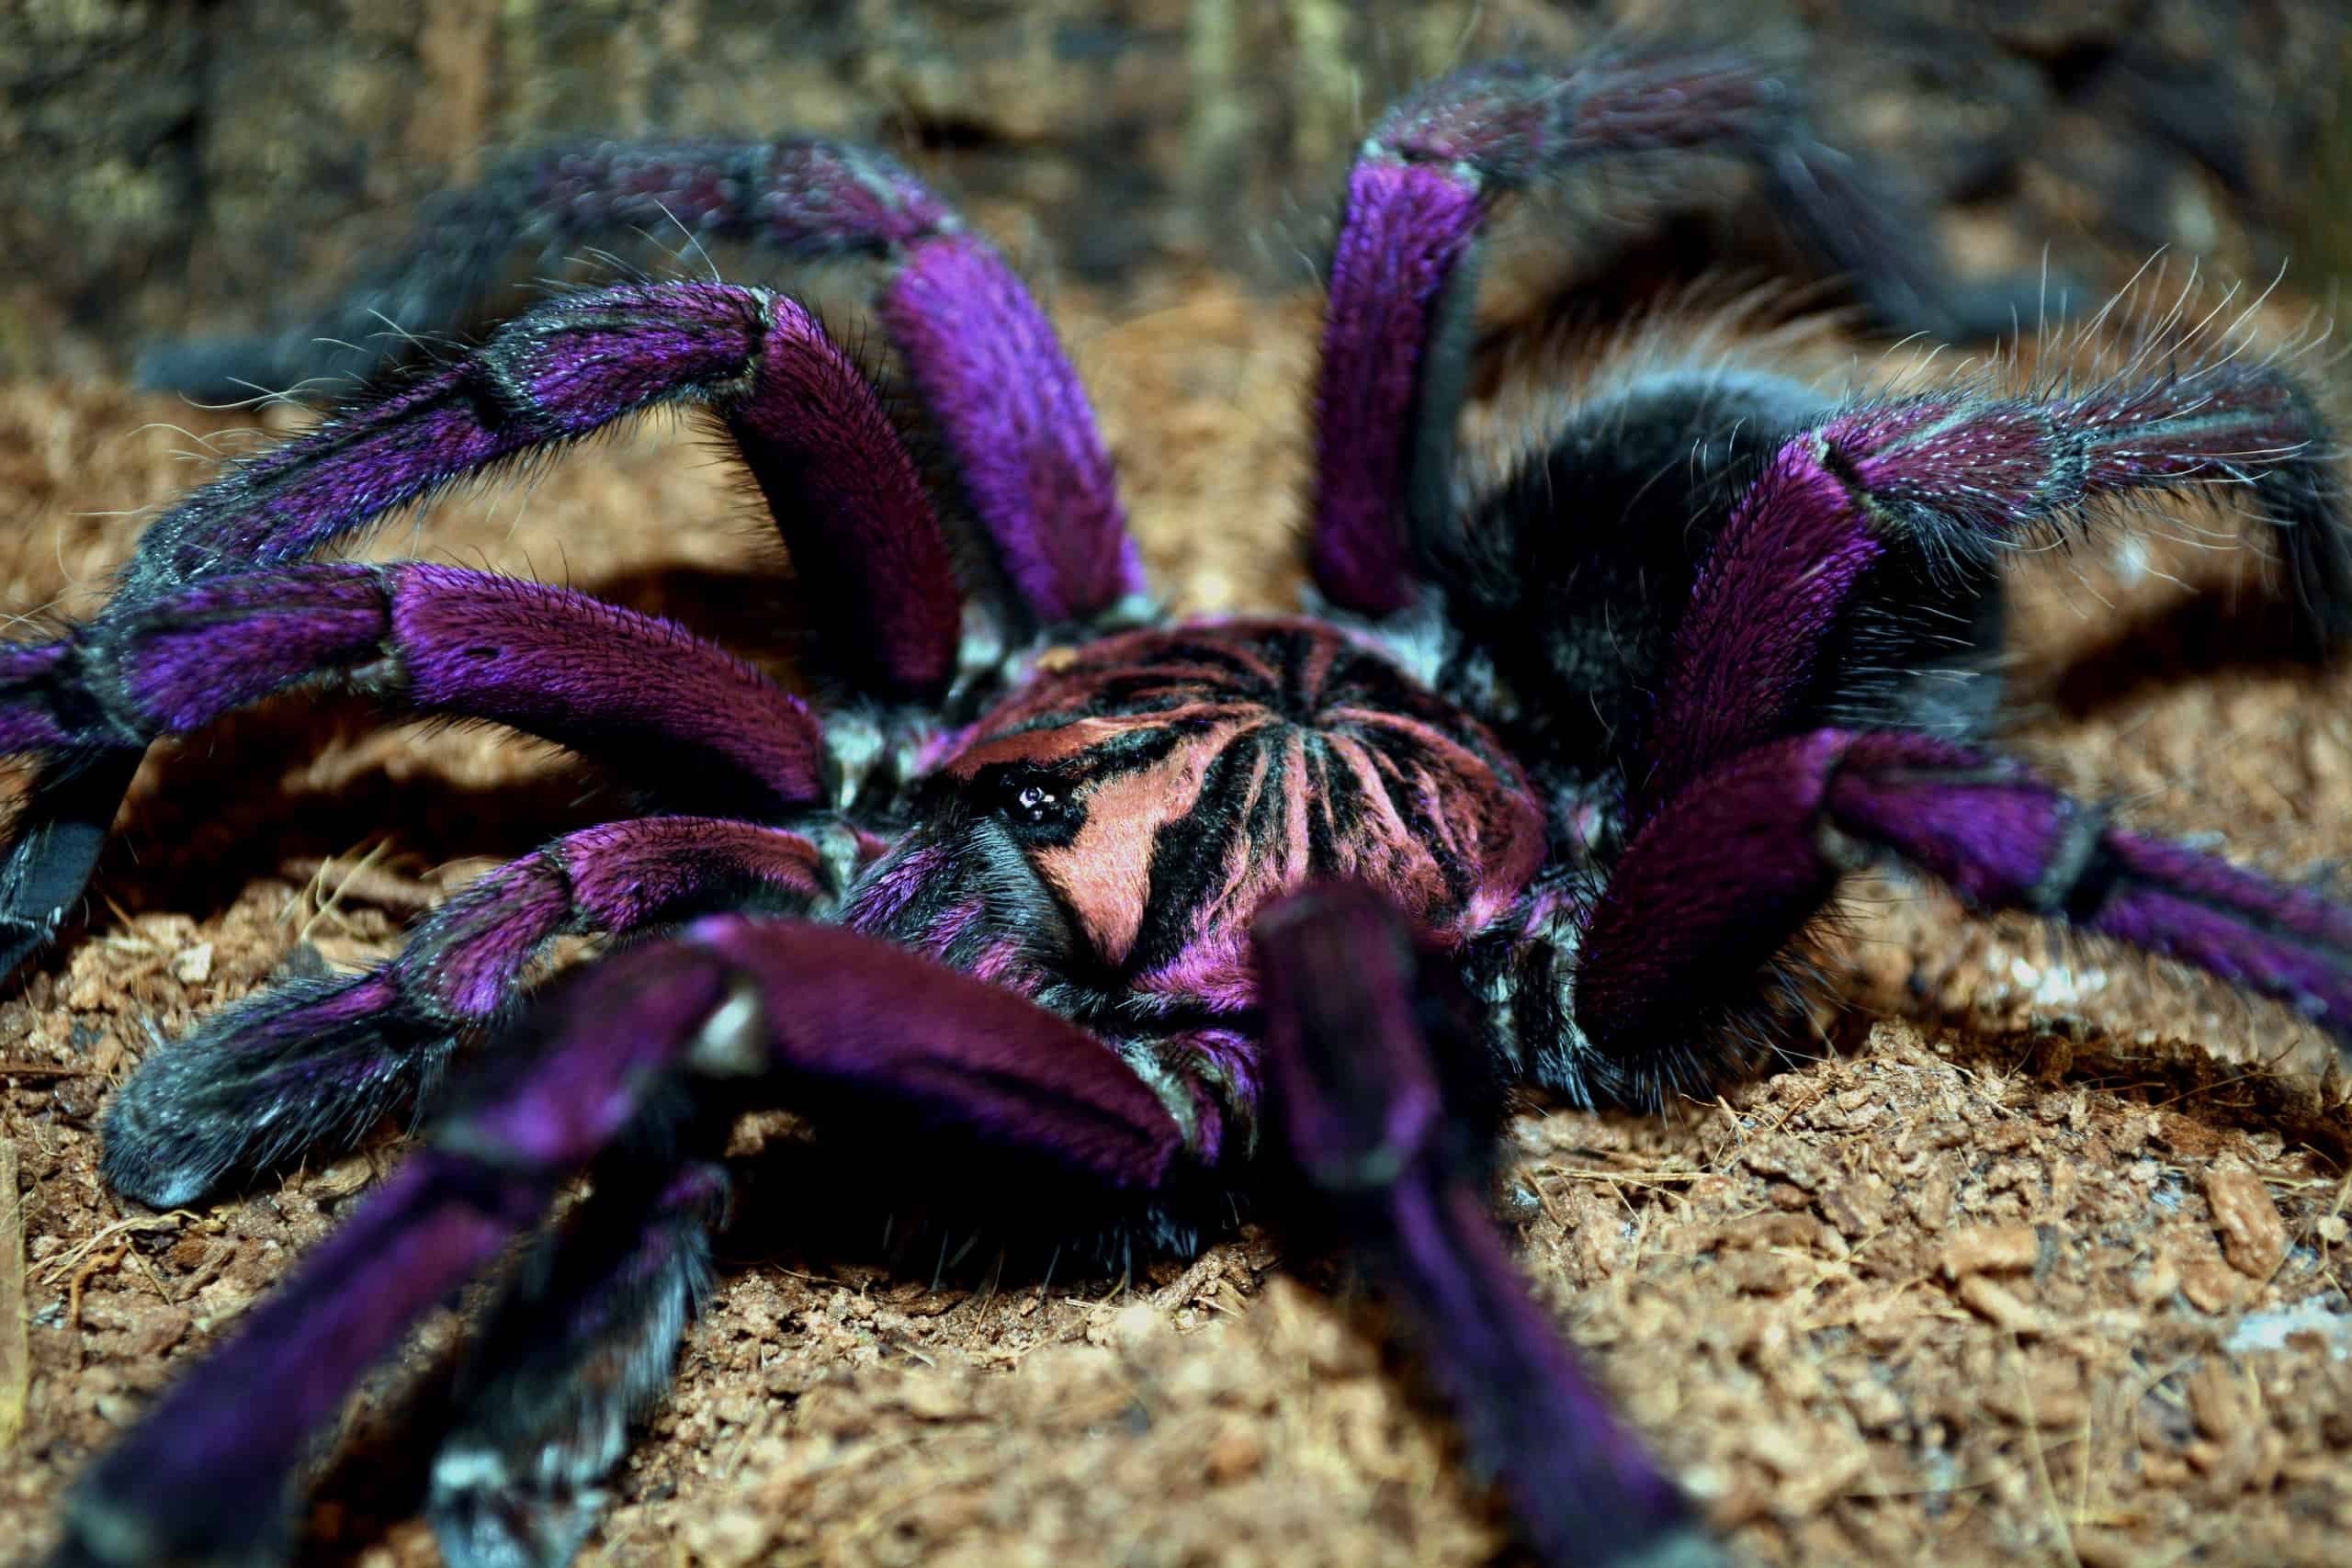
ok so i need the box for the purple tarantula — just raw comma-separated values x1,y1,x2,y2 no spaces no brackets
9,44,2352,1568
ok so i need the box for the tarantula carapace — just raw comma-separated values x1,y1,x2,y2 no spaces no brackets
10,44,2351,1568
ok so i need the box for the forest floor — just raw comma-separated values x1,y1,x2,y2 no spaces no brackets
3,272,2349,1567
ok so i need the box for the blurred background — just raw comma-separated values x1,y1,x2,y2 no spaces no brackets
4,0,2349,376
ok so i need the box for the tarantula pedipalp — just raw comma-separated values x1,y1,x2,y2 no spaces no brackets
7,42,2352,1568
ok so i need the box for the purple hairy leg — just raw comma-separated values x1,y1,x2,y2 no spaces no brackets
430,1158,731,1568
57,1157,521,1566
1,562,826,812
116,281,959,694
136,138,957,399
58,963,731,1568
141,138,1137,626
1638,369,2346,813
1309,162,1483,613
1,279,949,976
1309,49,2041,615
101,818,830,1207
62,918,1185,1567
1255,885,1720,1568
876,231,1141,621
1574,729,2352,1102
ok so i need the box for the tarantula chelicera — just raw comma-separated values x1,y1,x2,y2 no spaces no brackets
10,44,2352,1568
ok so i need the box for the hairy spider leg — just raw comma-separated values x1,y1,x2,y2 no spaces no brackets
0,562,826,814
1308,48,2056,616
1436,368,1843,768
118,282,961,687
136,136,1140,626
100,818,834,1208
1257,884,1724,1568
56,917,1187,1568
428,1154,734,1568
1573,729,2352,1103
1641,360,2349,815
0,282,953,973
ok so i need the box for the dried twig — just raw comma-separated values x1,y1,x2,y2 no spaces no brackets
0,1140,26,1450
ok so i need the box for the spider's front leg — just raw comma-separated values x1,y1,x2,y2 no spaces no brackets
1257,885,1724,1568
101,281,964,689
134,136,1136,626
58,917,1188,1568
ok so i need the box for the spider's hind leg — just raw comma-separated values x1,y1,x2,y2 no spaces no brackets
1306,45,2065,619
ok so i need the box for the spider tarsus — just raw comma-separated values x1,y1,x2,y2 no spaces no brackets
428,1160,724,1568
0,750,142,983
99,973,440,1208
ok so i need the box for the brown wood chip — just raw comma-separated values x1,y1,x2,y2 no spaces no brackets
2203,1168,2290,1279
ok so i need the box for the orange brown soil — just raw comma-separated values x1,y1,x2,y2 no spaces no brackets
3,276,2350,1567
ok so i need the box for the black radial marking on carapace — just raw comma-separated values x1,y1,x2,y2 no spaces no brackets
1363,737,1477,906
1242,739,1292,863
945,619,1546,972
1304,732,1366,872
1061,722,1193,784
1125,738,1271,976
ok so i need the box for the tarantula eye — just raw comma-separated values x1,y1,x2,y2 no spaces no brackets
979,764,1082,838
